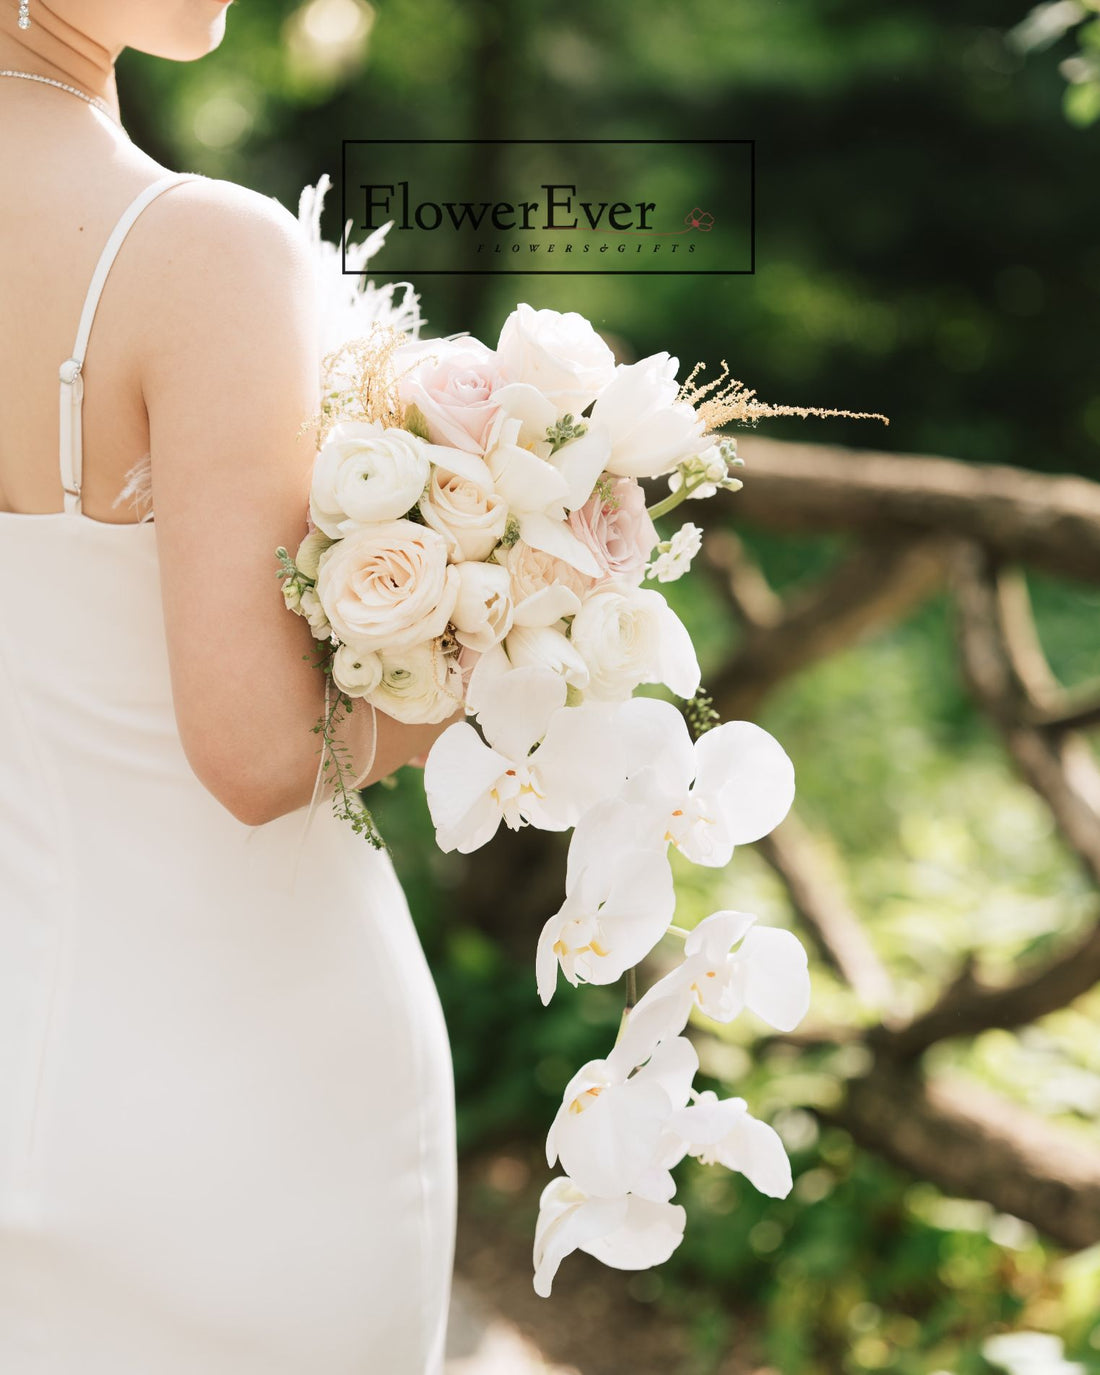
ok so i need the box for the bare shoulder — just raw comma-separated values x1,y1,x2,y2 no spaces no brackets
129,174,318,390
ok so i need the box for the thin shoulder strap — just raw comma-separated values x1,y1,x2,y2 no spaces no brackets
59,172,204,516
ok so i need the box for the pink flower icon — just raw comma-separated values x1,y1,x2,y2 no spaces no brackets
684,207,715,232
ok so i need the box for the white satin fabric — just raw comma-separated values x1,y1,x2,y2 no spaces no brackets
0,176,456,1374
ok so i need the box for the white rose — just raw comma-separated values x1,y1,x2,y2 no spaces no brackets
366,640,464,725
504,623,590,691
495,304,616,413
450,561,514,653
331,643,384,697
569,583,700,701
299,586,333,641
309,420,431,537
315,519,458,654
418,458,509,562
590,353,706,479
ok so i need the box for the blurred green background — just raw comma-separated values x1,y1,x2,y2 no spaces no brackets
118,3,1100,1372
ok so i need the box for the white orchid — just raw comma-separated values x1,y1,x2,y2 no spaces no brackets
535,837,674,1004
545,1036,698,1200
670,1090,793,1198
568,698,795,869
532,1178,686,1299
616,910,810,1068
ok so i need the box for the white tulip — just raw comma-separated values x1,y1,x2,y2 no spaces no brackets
504,624,589,691
590,353,706,479
450,561,514,653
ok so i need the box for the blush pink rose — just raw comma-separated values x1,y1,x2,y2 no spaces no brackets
395,337,505,454
567,476,658,586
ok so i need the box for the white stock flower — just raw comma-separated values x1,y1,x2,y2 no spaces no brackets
315,519,458,655
568,698,795,870
532,1178,685,1299
417,449,509,562
309,421,431,536
496,303,616,413
535,840,674,1004
450,560,513,653
331,643,383,698
615,910,810,1068
666,442,735,501
590,353,706,479
298,586,333,641
646,522,703,583
569,584,700,702
365,640,463,725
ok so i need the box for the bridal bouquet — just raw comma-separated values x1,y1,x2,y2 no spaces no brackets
279,177,885,1295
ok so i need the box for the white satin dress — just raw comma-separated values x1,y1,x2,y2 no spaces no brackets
0,173,457,1373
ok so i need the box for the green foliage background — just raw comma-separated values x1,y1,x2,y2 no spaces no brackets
118,3,1100,1371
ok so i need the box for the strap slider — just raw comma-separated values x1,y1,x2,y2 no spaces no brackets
59,358,83,386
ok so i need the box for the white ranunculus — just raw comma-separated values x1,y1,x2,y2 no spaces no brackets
591,353,706,479
315,519,458,655
331,643,383,698
568,583,700,702
450,560,514,653
532,1179,686,1299
504,624,590,691
298,586,333,641
365,639,464,725
309,420,432,537
496,304,616,413
418,453,509,563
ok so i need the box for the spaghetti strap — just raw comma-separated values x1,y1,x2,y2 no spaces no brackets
59,173,204,516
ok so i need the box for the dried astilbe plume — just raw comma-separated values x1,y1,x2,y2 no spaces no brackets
678,360,889,432
300,324,418,447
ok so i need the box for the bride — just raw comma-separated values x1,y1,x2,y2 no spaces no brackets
0,3,458,1372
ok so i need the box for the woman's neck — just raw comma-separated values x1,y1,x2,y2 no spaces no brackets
0,1,120,117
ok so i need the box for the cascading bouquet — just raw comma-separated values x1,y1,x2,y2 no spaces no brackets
280,177,886,1295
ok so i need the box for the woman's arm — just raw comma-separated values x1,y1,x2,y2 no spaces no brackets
136,177,450,826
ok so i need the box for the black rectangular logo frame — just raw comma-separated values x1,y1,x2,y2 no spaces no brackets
339,139,755,277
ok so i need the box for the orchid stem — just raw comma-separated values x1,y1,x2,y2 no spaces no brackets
667,923,691,938
625,966,637,1009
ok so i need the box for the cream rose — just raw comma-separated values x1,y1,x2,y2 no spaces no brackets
315,520,458,654
366,640,464,725
496,539,594,627
496,304,616,413
331,643,384,697
395,336,505,454
418,458,509,563
450,561,514,653
309,420,431,537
